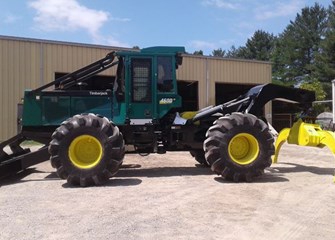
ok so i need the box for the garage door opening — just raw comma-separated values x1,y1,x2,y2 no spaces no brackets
55,73,115,90
177,80,199,111
215,83,255,105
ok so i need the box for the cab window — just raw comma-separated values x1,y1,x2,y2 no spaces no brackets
131,58,152,102
157,57,173,92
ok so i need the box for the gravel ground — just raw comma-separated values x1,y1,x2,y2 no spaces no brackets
1,144,335,240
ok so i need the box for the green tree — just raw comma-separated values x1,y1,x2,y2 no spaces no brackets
272,3,328,83
300,79,326,101
244,30,276,61
300,79,327,114
224,30,275,61
314,0,335,82
211,48,225,57
193,50,204,55
225,45,239,58
225,45,248,58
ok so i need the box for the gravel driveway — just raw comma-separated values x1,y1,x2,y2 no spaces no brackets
1,144,335,240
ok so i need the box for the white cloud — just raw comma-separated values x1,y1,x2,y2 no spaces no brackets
202,0,240,10
219,39,235,47
4,13,21,24
254,0,304,20
110,17,131,22
28,0,131,47
29,0,109,36
189,40,218,51
92,34,130,48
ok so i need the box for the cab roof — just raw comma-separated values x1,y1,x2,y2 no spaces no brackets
116,46,185,57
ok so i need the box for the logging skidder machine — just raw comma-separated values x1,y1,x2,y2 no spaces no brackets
1,46,335,187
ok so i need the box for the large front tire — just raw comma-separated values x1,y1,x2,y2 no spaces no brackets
49,114,125,187
204,113,274,182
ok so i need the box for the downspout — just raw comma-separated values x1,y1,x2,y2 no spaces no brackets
205,57,209,106
40,42,44,86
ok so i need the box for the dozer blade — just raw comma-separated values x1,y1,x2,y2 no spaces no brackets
0,133,50,179
274,119,335,182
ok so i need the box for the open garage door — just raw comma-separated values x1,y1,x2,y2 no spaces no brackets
177,80,199,111
55,73,115,90
215,83,255,105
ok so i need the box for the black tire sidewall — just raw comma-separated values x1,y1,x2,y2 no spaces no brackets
49,114,125,186
205,113,274,181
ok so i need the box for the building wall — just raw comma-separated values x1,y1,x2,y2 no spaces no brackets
0,36,271,141
177,55,272,117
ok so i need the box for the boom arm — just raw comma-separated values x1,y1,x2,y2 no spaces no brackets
240,84,315,116
31,52,117,93
192,84,315,122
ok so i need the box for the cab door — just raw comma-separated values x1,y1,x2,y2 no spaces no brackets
128,57,154,124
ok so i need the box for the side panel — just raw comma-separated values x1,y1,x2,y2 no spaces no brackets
157,93,182,118
22,90,43,126
42,96,70,125
70,96,112,120
22,90,112,126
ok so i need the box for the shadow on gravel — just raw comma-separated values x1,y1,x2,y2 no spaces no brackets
116,166,213,178
0,168,60,187
121,164,142,169
213,174,289,184
7,163,328,187
271,162,334,176
0,164,212,187
61,178,143,188
58,164,213,189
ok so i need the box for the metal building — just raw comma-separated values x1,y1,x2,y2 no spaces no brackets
0,35,271,141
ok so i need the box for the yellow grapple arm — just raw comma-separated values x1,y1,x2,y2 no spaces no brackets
274,119,335,181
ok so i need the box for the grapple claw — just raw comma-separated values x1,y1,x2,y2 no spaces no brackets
274,119,335,180
273,128,290,163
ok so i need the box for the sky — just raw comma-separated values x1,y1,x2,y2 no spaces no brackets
0,0,332,55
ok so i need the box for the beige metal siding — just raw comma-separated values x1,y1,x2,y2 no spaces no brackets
179,55,271,108
208,58,271,84
0,39,41,140
177,57,207,108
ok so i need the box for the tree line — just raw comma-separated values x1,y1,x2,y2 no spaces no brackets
193,1,335,103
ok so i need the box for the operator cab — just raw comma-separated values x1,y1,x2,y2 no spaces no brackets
112,47,185,125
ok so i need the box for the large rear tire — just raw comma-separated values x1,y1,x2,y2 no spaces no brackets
49,113,125,187
204,113,274,182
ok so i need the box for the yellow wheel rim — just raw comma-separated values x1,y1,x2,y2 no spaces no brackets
68,135,103,169
228,133,259,165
